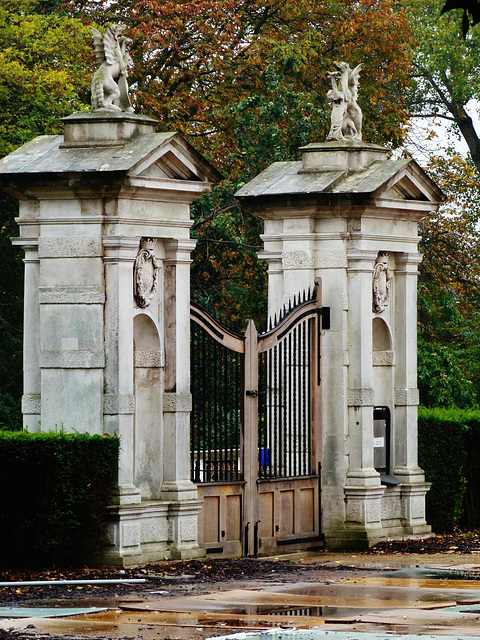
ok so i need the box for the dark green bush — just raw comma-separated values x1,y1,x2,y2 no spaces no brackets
0,430,119,568
418,407,480,533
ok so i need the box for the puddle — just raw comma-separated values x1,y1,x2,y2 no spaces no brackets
263,582,478,604
388,568,480,580
339,576,480,590
10,596,121,609
0,606,107,618
212,632,480,640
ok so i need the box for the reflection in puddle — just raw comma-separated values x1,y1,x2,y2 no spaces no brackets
256,605,369,618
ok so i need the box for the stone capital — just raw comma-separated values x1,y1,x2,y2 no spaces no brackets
164,239,197,264
22,394,41,415
163,392,192,413
346,250,378,273
347,388,374,406
103,236,140,263
134,349,164,368
394,388,419,406
103,394,136,415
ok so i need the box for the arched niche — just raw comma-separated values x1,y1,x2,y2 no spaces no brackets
372,315,394,409
372,316,392,352
133,312,162,499
133,312,160,351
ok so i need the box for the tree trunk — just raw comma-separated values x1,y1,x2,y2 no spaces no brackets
450,105,480,173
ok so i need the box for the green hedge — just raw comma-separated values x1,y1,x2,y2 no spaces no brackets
418,407,480,532
0,431,119,568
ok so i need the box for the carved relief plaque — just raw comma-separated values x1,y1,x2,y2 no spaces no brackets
372,252,391,313
134,238,159,308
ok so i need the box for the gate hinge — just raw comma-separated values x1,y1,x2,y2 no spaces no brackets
246,389,258,396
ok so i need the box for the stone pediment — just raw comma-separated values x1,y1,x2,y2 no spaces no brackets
129,135,220,183
0,113,221,190
235,142,444,212
372,159,442,203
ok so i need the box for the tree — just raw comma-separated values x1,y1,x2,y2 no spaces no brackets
405,0,480,172
440,0,480,37
126,0,414,178
0,0,419,423
0,0,92,428
120,0,416,323
418,150,480,407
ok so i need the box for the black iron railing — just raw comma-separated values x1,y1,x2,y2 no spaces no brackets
258,314,313,479
190,310,243,483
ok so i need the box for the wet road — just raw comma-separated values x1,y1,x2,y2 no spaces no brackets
1,553,480,639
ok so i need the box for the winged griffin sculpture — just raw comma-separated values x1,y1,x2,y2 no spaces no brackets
326,62,363,142
90,24,134,113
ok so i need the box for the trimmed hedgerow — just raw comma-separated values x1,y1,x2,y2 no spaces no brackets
418,407,480,533
0,431,119,568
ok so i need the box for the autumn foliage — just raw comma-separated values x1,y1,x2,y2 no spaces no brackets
1,0,479,423
419,152,480,407
126,0,414,178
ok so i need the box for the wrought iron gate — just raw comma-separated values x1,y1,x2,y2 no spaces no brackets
190,280,329,556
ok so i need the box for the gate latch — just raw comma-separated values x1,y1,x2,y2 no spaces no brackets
246,389,258,397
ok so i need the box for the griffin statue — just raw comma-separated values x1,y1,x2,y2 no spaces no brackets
326,62,363,142
91,24,134,113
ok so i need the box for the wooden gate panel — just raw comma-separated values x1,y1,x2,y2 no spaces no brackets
200,493,220,544
299,487,316,533
197,483,243,556
257,476,320,554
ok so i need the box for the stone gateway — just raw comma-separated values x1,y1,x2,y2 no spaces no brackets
0,44,444,559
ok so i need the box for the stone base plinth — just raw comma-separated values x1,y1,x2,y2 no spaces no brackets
325,481,432,550
325,527,434,550
101,499,204,566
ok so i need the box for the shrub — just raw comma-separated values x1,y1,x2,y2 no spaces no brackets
0,430,119,568
418,407,480,532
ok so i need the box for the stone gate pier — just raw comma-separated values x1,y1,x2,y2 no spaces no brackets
236,63,444,548
0,110,219,564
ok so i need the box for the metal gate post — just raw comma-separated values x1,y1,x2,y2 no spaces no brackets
243,319,260,556
311,279,323,471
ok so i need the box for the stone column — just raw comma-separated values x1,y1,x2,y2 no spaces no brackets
394,252,431,534
13,237,41,432
263,252,283,320
344,250,385,538
103,236,140,505
162,239,202,558
314,243,349,539
161,239,197,501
